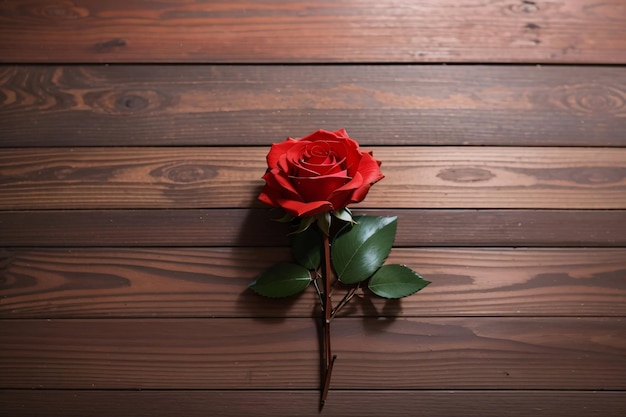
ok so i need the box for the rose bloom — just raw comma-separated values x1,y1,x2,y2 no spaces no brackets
258,129,384,217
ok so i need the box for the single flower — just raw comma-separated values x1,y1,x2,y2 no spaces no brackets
258,129,384,217
251,128,429,408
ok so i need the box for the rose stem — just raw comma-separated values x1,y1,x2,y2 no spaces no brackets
320,230,336,409
331,282,360,320
312,273,324,308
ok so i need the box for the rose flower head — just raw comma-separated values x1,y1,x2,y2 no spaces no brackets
258,129,384,217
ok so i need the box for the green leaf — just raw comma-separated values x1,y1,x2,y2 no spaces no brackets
292,225,322,270
368,264,430,299
248,263,312,298
332,215,397,284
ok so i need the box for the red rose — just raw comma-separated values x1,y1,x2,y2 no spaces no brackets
258,129,384,217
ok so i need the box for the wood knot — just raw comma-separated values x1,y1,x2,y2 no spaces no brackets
95,38,127,53
35,1,90,19
549,84,626,116
152,163,218,184
84,89,173,115
507,0,539,15
520,0,539,13
115,94,150,112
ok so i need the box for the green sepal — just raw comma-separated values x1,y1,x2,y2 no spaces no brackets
316,211,332,236
292,225,322,270
368,264,430,299
332,208,355,224
289,216,316,235
272,212,295,223
248,263,312,298
332,215,397,284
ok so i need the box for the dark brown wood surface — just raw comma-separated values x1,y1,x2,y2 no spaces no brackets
1,318,625,389
1,0,625,415
1,0,625,63
2,147,625,209
1,65,624,147
2,209,625,247
2,390,625,417
1,247,625,318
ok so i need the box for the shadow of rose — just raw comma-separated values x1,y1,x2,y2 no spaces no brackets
235,287,307,322
235,188,317,321
330,286,402,333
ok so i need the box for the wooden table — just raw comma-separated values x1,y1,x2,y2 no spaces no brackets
1,1,625,415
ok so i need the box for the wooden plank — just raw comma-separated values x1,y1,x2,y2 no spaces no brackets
1,65,625,147
1,147,625,209
1,390,625,417
2,248,625,318
2,209,625,247
0,1,625,63
1,318,624,389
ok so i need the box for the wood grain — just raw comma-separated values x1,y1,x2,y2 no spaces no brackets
2,248,625,318
1,317,624,389
1,65,625,147
0,0,623,413
2,209,625,247
1,147,625,209
1,390,625,417
0,0,625,63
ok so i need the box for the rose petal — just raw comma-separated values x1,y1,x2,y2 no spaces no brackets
296,164,322,177
348,182,372,204
334,128,349,138
356,152,385,185
286,141,312,167
259,183,332,217
263,169,301,201
305,143,333,164
278,199,333,217
277,154,291,175
321,140,355,173
333,170,363,193
341,141,362,176
298,129,341,143
290,174,351,203
294,140,348,177
266,138,298,169
258,175,294,208
325,139,350,155
300,158,346,176
345,170,378,204
326,171,362,208
258,185,280,208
